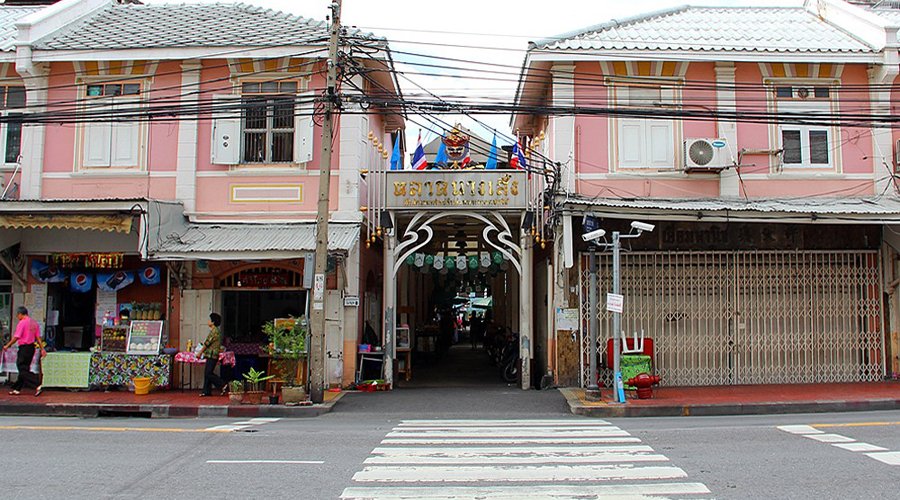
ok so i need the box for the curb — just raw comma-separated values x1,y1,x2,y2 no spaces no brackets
0,391,345,419
559,388,900,418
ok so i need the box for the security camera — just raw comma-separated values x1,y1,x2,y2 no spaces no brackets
630,221,655,233
582,228,607,242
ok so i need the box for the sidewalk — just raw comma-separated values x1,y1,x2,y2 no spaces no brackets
0,387,344,418
561,382,900,417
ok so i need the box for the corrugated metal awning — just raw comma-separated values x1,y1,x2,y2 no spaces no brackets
563,196,900,224
149,222,360,261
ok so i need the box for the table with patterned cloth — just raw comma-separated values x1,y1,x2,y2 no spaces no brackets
0,346,41,374
42,352,92,388
226,343,265,356
89,352,172,387
173,351,236,366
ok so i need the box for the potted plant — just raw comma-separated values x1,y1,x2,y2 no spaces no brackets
264,316,309,404
241,367,274,405
228,380,244,404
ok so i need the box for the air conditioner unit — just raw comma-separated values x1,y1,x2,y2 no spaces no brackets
684,138,729,172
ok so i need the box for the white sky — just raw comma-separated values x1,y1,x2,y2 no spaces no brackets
148,0,803,153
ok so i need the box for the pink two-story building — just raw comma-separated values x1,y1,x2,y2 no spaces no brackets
514,0,900,389
0,0,403,389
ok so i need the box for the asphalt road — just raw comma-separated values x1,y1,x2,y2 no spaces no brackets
1,388,899,499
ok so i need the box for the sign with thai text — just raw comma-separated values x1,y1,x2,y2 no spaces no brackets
49,253,124,269
385,171,527,210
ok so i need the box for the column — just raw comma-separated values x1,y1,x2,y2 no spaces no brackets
382,222,396,385
519,227,533,389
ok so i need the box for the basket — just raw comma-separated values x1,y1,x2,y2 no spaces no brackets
133,377,153,395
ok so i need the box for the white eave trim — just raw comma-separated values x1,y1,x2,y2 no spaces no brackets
29,45,330,62
526,50,882,64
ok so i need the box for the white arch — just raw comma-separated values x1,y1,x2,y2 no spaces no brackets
391,211,523,279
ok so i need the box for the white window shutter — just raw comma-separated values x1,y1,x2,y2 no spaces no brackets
647,119,674,167
294,90,315,164
210,95,241,165
110,101,141,167
618,118,644,167
83,101,113,167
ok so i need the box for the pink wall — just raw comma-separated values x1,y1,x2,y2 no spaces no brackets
569,60,879,200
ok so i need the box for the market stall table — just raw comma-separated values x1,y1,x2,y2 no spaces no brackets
89,352,172,388
173,351,236,390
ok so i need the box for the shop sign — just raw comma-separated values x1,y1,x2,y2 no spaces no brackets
385,171,527,210
238,270,290,288
344,295,360,307
49,252,124,269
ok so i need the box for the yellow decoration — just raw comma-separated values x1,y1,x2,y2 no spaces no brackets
360,206,368,212
368,131,375,140
377,227,383,237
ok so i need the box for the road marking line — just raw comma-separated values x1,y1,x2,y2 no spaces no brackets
813,421,900,429
340,482,712,499
352,464,688,483
865,451,900,465
205,424,251,431
387,429,630,438
0,425,229,433
365,445,667,465
776,425,822,434
205,418,279,432
380,436,643,445
207,460,324,464
833,442,888,452
803,433,855,443
399,419,612,427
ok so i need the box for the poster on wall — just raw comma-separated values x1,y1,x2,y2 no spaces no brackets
30,260,67,283
70,272,93,293
95,289,118,326
138,266,161,285
126,320,164,355
96,271,134,292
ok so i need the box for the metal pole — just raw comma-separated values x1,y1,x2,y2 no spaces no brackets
309,0,341,404
612,230,623,402
586,246,600,399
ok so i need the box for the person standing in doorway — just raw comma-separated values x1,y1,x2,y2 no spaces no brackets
198,312,225,396
2,307,46,396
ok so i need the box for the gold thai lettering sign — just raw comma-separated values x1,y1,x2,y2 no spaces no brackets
385,171,527,210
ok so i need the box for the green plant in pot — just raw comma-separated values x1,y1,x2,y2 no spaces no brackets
228,379,244,404
241,367,274,405
263,316,309,404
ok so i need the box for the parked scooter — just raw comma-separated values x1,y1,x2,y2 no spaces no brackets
499,330,520,383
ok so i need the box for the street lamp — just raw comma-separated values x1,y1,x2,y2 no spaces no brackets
583,219,655,404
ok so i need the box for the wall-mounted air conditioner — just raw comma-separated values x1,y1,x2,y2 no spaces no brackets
684,138,729,172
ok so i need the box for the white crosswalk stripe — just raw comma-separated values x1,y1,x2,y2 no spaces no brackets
204,417,281,432
341,419,711,499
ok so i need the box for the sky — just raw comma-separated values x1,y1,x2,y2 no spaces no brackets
147,0,804,152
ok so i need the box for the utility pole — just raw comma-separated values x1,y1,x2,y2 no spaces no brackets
309,0,342,404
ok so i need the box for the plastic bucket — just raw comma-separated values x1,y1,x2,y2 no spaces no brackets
133,377,152,395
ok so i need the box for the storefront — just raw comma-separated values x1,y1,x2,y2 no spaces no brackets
0,200,179,389
559,197,900,389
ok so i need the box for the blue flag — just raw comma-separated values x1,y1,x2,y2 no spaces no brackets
434,135,448,167
485,133,498,170
390,134,402,170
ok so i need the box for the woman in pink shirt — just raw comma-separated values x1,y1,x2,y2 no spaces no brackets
2,306,46,396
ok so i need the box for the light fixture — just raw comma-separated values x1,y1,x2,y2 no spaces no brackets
521,210,535,229
379,212,393,230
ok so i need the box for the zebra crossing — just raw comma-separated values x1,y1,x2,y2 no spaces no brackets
341,419,711,499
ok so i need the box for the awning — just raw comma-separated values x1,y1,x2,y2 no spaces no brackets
0,214,133,233
148,222,361,261
563,196,900,224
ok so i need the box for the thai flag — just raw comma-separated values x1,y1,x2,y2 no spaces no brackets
412,131,428,170
462,147,471,168
510,140,526,170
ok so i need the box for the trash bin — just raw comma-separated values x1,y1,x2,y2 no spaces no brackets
620,355,652,390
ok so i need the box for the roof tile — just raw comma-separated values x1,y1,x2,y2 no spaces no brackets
536,6,876,54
